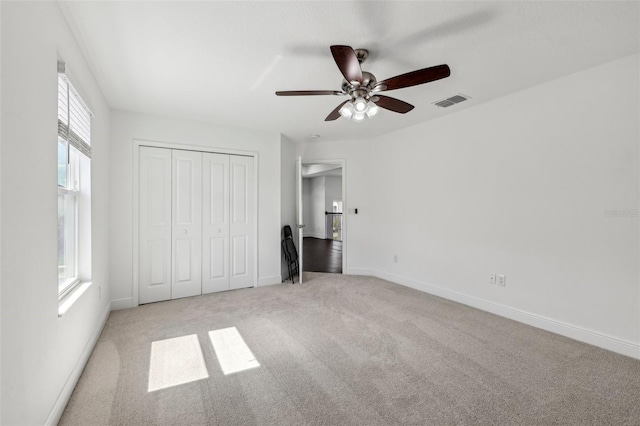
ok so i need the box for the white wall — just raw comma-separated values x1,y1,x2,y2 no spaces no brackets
109,110,282,308
325,175,342,213
0,2,111,424
368,54,639,357
311,178,325,237
304,177,327,238
303,55,639,357
325,175,342,239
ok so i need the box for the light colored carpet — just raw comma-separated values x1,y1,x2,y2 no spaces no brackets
60,273,640,425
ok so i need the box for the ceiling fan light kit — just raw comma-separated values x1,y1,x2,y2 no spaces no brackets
353,96,367,112
338,98,379,122
276,45,450,123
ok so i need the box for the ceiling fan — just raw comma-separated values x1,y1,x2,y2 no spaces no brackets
276,45,450,122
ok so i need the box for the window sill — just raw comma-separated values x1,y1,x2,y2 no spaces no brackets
58,281,92,318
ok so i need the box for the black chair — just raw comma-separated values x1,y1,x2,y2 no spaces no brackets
282,226,299,283
283,224,293,240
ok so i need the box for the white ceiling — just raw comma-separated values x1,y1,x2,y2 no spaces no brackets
59,1,639,143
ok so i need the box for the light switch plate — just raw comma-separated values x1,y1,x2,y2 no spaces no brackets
497,274,506,287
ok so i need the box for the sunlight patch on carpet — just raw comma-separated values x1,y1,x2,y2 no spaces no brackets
209,327,260,375
148,334,209,392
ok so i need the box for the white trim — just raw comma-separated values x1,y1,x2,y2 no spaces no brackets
110,297,134,311
57,187,79,196
132,142,140,307
58,281,91,317
45,303,110,426
135,138,257,157
370,269,640,360
301,158,347,273
258,275,282,287
303,233,326,240
58,277,81,302
132,139,259,307
345,267,373,276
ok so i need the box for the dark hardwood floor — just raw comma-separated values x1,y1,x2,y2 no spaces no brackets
303,237,342,273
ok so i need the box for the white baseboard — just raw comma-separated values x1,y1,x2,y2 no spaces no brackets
111,297,134,310
345,267,373,276
258,275,282,287
45,303,110,426
370,269,640,360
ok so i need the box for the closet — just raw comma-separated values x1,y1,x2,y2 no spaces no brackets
138,146,255,304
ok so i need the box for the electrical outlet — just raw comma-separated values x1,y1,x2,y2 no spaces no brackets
489,274,496,285
497,274,506,287
393,255,398,263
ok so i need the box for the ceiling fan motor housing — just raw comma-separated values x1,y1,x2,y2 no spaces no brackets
342,71,377,100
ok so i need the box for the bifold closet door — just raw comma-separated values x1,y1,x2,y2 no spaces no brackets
171,149,203,299
140,147,254,303
202,154,255,292
139,147,172,304
229,155,255,290
202,153,230,294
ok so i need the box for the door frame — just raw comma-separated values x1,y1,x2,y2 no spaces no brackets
133,139,259,307
300,158,347,274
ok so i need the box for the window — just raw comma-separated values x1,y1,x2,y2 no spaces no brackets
58,61,92,298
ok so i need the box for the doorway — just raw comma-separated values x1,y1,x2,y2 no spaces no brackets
301,162,343,274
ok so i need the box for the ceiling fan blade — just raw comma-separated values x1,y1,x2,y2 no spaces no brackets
376,64,450,91
276,90,343,96
374,95,415,114
325,100,349,121
330,45,363,85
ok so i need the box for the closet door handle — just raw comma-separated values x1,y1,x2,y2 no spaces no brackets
183,229,188,234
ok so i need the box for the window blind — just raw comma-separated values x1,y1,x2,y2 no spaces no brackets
58,62,92,159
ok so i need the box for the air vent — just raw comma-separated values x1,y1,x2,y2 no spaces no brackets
434,94,470,108
448,95,468,104
434,99,455,108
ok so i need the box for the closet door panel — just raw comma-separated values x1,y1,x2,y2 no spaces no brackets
231,235,248,275
139,147,172,304
171,150,202,299
229,156,254,290
149,240,168,285
202,153,230,293
209,237,226,278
